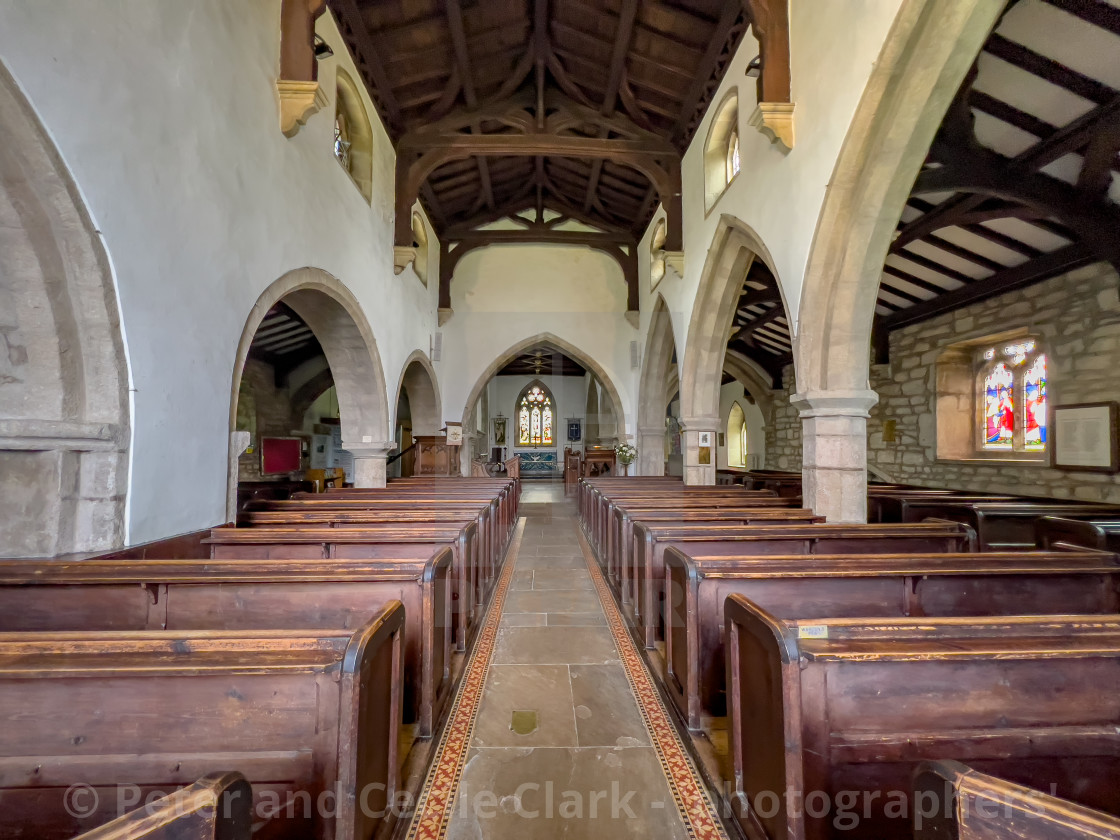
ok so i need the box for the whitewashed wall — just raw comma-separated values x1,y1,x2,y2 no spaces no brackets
636,1,905,357
440,243,637,435
0,1,438,543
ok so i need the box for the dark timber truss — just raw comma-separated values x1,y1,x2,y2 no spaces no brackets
326,0,791,313
875,0,1120,357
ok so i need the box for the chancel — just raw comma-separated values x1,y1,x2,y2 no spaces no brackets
2,2,1120,839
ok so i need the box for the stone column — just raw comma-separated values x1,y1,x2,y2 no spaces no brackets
225,430,251,522
791,390,878,523
347,442,397,488
680,415,719,486
636,426,666,476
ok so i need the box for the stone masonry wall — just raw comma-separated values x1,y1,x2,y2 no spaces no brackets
763,263,1120,501
868,262,1120,500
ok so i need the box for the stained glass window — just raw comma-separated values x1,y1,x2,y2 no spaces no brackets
983,363,1014,449
1024,355,1047,451
977,339,1046,454
517,383,554,447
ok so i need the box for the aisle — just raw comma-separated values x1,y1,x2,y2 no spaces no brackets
405,482,728,839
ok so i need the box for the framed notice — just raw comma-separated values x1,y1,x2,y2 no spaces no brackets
445,422,464,446
1053,402,1119,473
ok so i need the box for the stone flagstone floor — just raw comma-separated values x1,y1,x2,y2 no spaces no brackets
406,481,728,840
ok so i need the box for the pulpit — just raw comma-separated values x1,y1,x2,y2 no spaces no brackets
414,436,460,476
582,449,616,478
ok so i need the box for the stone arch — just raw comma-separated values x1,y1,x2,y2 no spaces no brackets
228,268,391,508
0,61,130,557
636,295,680,475
793,0,1001,520
680,216,784,483
459,332,627,449
703,89,740,210
394,350,442,436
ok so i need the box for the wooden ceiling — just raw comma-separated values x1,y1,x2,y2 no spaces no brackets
725,257,791,384
875,0,1120,350
327,0,766,312
496,344,588,377
248,303,326,385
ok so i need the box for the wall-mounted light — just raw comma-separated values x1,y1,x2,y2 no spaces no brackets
746,56,761,78
314,35,334,60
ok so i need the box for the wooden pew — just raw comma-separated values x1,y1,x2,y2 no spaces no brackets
913,760,1120,840
603,495,802,590
666,544,1118,729
575,477,679,529
614,507,824,615
0,606,404,840
65,772,251,840
723,600,1120,840
641,518,973,643
0,553,453,738
895,501,1120,549
872,493,1018,525
1036,516,1120,552
237,509,483,645
207,523,482,655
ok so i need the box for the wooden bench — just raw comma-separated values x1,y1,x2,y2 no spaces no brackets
1036,516,1120,552
894,501,1120,549
65,771,251,840
643,520,973,648
0,605,404,840
872,493,1019,525
236,510,483,644
666,545,1118,729
913,760,1120,840
0,552,453,737
602,495,802,590
724,600,1120,840
207,523,480,657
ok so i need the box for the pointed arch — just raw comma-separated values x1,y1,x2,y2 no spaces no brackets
637,294,680,475
726,402,747,468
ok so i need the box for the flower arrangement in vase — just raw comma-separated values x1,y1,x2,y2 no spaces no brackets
615,443,637,476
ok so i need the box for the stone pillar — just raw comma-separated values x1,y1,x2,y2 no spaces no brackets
225,430,251,523
347,442,396,488
636,426,666,476
791,390,878,523
680,416,719,486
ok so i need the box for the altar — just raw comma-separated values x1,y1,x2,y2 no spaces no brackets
517,450,558,476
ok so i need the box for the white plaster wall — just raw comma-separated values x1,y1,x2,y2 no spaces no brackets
0,1,439,542
636,1,906,350
717,379,766,470
485,374,587,455
441,243,638,435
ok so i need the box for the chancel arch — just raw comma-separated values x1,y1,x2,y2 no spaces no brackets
227,268,391,517
0,61,130,557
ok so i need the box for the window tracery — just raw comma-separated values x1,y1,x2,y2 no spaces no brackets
517,382,554,447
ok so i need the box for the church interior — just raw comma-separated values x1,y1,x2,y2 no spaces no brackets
2,0,1120,838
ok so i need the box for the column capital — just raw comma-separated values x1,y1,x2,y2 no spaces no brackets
343,441,397,459
678,415,720,431
790,389,878,418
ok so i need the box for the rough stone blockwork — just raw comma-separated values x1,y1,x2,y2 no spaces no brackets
767,263,1120,501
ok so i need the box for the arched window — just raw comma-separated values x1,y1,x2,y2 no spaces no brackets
977,339,1047,453
726,127,741,183
334,69,373,202
517,381,554,447
727,401,747,467
649,218,667,289
703,90,739,210
411,212,429,285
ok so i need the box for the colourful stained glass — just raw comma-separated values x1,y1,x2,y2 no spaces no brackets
984,362,1014,448
517,383,554,446
542,406,553,445
1024,354,1047,451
